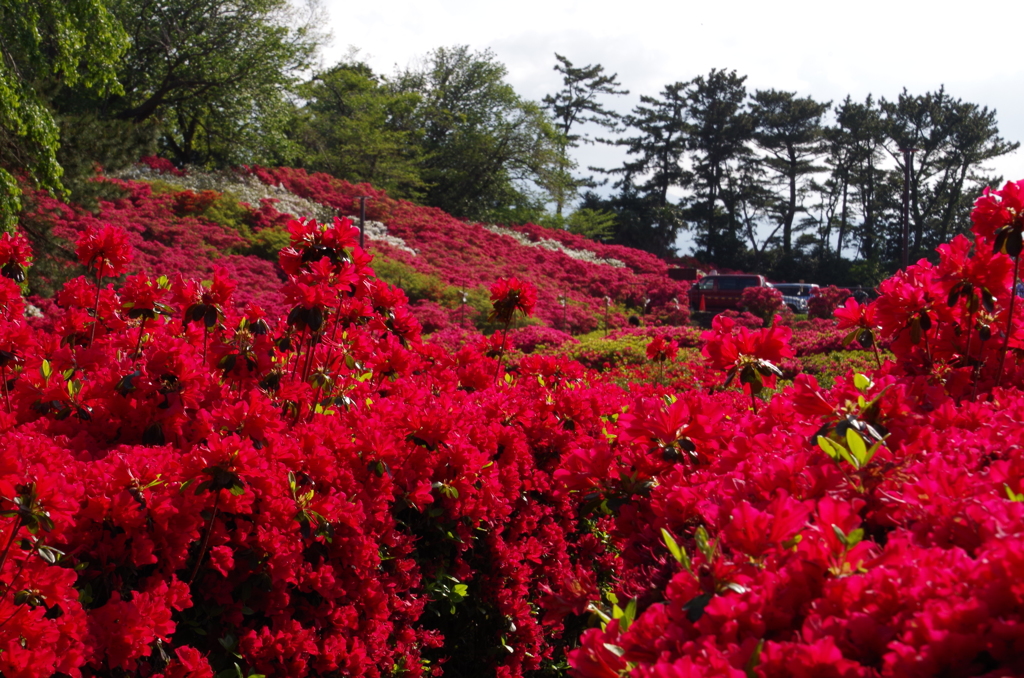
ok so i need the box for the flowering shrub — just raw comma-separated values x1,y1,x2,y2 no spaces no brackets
646,335,680,362
807,284,852,319
245,166,691,331
139,155,185,176
740,285,783,325
0,215,652,677
716,308,765,329
9,169,1024,678
505,325,576,354
567,179,1024,677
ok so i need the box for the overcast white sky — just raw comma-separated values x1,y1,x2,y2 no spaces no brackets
319,0,1024,248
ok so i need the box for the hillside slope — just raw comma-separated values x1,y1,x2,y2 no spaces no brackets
21,161,690,336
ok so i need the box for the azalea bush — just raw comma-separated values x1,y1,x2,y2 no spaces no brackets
740,285,784,325
21,164,693,338
0,219,636,677
567,179,1024,677
5,172,1024,678
807,284,852,319
245,166,692,331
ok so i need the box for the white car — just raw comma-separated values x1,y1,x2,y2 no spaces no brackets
769,283,819,314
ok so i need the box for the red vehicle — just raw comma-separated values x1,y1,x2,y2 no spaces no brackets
688,274,769,312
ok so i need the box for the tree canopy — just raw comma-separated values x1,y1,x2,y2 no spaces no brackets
596,70,1017,282
541,54,627,216
391,46,558,223
296,57,425,200
3,2,1019,284
105,0,323,166
0,0,127,227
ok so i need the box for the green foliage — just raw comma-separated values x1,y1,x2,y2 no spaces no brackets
392,46,559,223
248,226,291,261
579,188,682,258
103,0,323,167
296,57,426,200
541,54,627,216
683,69,755,264
879,87,1019,254
751,89,830,255
147,179,189,195
0,0,127,227
555,332,649,369
567,208,616,242
371,257,450,304
201,192,256,241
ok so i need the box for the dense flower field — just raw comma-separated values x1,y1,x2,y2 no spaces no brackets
1,175,1024,678
21,161,691,335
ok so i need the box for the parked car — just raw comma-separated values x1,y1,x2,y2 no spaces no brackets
689,274,769,312
769,283,819,314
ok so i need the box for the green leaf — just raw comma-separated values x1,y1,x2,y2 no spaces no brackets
832,524,862,548
836,445,857,468
624,598,637,628
841,327,862,347
863,441,882,466
41,360,52,380
744,638,765,678
695,525,713,560
660,527,690,570
817,436,841,460
831,524,849,547
845,428,868,468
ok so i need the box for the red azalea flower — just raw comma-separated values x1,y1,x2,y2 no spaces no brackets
75,224,134,277
874,262,951,342
646,335,679,362
489,277,537,325
937,233,1013,300
971,180,1024,249
281,216,361,275
0,277,25,321
120,273,167,318
0,231,32,283
834,297,878,333
702,314,793,393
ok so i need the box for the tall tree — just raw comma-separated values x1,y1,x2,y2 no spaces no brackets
0,0,127,227
541,54,627,216
296,58,425,199
880,87,1018,256
750,89,829,254
683,69,754,263
613,82,690,209
100,0,322,166
828,95,887,261
393,46,557,222
599,82,690,255
579,188,679,258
